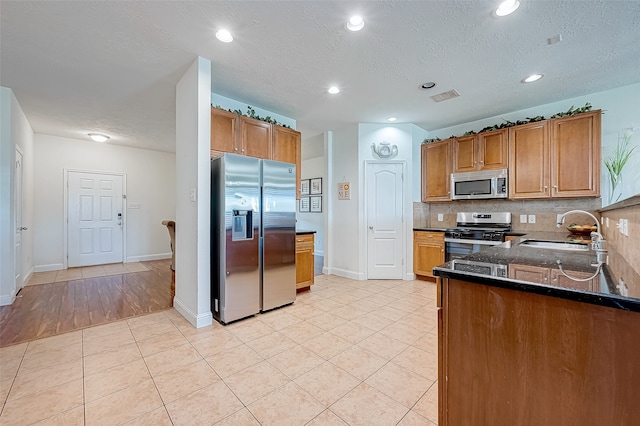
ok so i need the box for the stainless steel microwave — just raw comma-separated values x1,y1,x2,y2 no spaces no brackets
450,168,508,200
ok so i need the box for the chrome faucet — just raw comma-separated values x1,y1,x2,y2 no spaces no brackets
556,209,607,263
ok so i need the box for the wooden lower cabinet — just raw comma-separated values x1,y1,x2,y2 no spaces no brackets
413,231,445,279
438,277,640,425
508,263,599,291
295,233,314,291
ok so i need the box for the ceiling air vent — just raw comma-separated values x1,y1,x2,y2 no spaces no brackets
431,89,460,103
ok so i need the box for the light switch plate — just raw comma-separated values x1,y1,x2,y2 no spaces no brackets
528,215,536,224
520,214,527,223
437,213,444,222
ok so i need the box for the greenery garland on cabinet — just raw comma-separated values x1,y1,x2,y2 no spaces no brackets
422,102,594,144
212,104,291,128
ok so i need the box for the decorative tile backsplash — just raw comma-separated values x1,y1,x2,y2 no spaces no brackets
414,198,602,232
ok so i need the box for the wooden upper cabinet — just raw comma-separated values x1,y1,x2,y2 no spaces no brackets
551,110,601,198
509,111,601,200
509,120,550,199
272,126,302,199
478,129,508,170
422,139,452,202
239,116,272,159
452,135,477,172
210,107,239,155
453,130,508,173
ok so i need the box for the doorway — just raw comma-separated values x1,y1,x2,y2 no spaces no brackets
365,161,405,279
66,170,125,267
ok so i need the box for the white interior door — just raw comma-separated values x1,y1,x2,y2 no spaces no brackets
68,171,124,267
15,149,24,291
366,162,404,279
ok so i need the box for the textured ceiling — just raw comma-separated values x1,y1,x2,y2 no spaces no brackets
1,1,639,153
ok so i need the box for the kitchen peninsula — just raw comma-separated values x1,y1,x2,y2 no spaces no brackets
433,233,640,425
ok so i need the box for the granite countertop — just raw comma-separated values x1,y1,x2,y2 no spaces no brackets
413,227,448,232
295,229,316,235
433,231,640,312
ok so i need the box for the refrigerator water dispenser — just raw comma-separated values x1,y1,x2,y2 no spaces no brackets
231,209,253,241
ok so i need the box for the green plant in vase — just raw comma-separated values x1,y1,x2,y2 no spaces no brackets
604,129,636,204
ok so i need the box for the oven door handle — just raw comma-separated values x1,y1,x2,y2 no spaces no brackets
444,238,502,246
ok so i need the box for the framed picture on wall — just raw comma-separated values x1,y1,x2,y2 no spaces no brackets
301,179,310,196
310,177,322,195
310,196,322,213
299,197,310,212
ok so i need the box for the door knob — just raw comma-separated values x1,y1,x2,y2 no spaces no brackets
369,226,373,230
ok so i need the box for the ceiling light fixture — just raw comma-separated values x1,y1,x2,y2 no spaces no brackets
88,133,110,143
420,82,437,89
215,29,233,43
522,73,544,83
387,117,397,122
495,0,520,16
346,15,364,31
328,86,340,94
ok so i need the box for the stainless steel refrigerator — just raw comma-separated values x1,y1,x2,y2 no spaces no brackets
211,153,296,324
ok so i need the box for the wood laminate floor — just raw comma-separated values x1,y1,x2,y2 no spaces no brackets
0,259,173,347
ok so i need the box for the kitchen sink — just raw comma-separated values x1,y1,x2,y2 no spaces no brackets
519,239,589,251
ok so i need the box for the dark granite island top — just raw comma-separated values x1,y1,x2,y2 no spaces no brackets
433,231,640,312
295,229,316,235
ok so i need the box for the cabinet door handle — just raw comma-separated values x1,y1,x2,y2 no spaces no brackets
543,185,548,191
553,185,558,190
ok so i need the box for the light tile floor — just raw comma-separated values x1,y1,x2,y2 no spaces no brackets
0,274,439,425
24,262,150,286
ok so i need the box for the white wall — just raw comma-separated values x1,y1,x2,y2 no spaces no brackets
424,82,640,206
1,87,35,305
174,56,212,328
326,124,362,279
324,122,426,280
33,134,176,270
297,155,325,256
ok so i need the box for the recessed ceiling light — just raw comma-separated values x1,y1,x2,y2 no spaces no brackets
216,29,233,43
420,82,437,89
346,15,364,31
328,86,340,94
387,117,397,122
522,73,544,83
495,0,520,16
88,133,110,143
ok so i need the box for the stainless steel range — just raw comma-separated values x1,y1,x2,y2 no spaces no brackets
444,212,512,261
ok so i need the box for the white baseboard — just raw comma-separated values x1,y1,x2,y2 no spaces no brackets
34,263,64,272
405,272,417,281
323,267,365,281
0,293,16,306
173,297,213,329
126,253,171,263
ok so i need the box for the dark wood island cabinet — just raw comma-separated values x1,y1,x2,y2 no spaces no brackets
434,234,640,426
